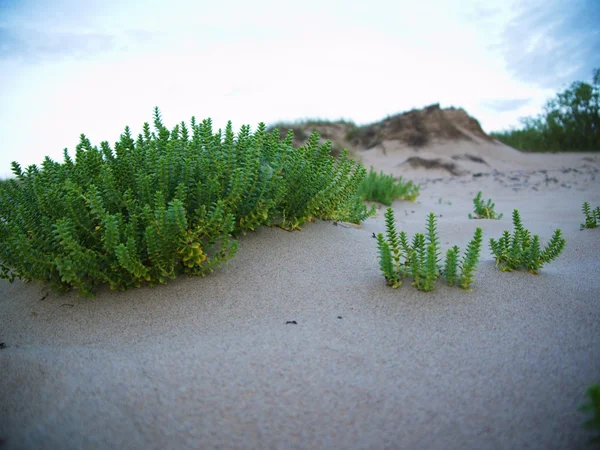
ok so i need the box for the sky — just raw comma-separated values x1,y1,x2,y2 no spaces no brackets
1,0,598,178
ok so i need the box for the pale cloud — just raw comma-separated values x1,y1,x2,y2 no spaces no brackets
0,26,115,61
480,98,531,112
498,0,600,89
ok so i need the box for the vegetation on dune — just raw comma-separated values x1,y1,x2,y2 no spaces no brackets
491,68,600,152
378,203,574,292
468,191,503,220
358,168,420,205
581,201,600,229
376,208,483,292
0,108,374,297
489,209,566,274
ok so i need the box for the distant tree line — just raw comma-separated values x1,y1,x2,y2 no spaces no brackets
491,68,600,152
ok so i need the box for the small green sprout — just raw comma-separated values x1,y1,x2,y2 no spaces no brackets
458,227,483,290
444,245,460,287
468,191,503,220
581,202,600,229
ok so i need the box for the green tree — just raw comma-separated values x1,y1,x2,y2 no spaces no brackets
492,68,600,152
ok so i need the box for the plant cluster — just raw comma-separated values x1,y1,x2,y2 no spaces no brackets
358,168,420,206
0,108,374,297
377,206,569,292
376,208,483,291
579,384,600,445
489,209,566,274
468,191,503,219
581,201,600,229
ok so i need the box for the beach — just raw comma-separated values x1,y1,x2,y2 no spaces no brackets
1,142,600,449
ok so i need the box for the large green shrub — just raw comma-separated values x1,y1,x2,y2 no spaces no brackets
0,108,372,297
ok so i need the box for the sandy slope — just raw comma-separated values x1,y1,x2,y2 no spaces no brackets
359,135,600,180
1,147,599,450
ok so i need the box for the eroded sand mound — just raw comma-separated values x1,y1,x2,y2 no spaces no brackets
269,104,490,155
269,104,598,179
348,103,493,149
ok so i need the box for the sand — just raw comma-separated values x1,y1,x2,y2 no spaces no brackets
1,140,600,450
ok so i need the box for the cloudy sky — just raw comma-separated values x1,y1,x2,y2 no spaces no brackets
1,0,598,178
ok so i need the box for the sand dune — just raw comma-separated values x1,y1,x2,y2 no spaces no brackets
1,141,600,449
359,137,600,180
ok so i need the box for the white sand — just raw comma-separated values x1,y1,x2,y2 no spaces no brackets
1,143,600,449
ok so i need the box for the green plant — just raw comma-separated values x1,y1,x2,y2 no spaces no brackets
489,209,566,274
444,228,484,290
581,202,600,229
468,191,503,219
579,384,600,445
335,192,377,225
376,208,483,291
358,167,420,206
0,108,372,297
